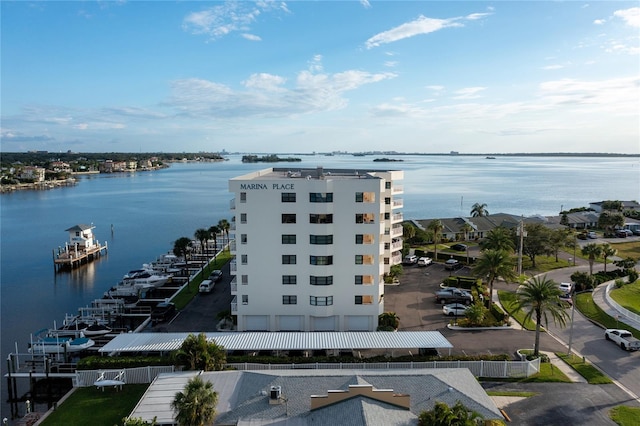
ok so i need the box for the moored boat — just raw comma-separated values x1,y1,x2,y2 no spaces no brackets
29,334,95,354
81,323,113,337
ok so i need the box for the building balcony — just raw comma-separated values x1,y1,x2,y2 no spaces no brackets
392,198,404,209
230,277,237,294
230,198,236,210
392,185,404,194
391,240,403,251
391,212,403,224
229,240,236,253
391,225,403,238
231,296,238,314
230,260,237,272
391,253,402,265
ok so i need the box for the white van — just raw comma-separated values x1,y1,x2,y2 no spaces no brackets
199,279,214,293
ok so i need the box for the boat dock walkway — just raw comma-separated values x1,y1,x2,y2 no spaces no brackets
53,242,108,270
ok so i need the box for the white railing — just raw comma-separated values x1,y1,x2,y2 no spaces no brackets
392,198,403,208
392,212,403,223
230,277,237,293
391,241,403,251
226,358,540,378
392,185,403,194
231,296,238,313
75,365,176,387
230,198,236,210
391,225,403,238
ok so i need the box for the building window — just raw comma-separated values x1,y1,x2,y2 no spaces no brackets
385,197,391,205
355,295,374,305
355,213,375,224
240,213,247,224
282,234,297,244
384,212,390,220
310,235,333,245
282,255,297,264
242,295,248,305
310,255,333,265
282,192,296,202
385,182,391,189
309,214,333,224
282,214,297,224
355,234,375,244
355,255,363,265
310,296,333,306
355,275,374,285
282,295,297,305
240,192,247,202
241,234,247,244
355,275,363,285
241,254,248,265
310,276,333,286
309,192,333,203
241,275,248,285
282,275,297,285
356,192,375,202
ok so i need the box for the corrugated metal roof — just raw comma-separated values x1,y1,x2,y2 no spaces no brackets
99,331,452,354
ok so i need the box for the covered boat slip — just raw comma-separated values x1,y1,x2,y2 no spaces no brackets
99,331,453,356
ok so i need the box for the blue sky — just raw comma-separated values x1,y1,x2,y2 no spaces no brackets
1,1,638,154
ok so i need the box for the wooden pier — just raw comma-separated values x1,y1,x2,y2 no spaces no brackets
53,242,107,270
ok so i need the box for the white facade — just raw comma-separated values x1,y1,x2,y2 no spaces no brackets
228,167,404,332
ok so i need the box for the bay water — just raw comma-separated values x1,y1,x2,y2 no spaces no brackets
1,154,639,419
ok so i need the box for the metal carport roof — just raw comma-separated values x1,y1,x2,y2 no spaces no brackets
99,331,453,354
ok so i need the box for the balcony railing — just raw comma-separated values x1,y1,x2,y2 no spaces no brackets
391,212,403,223
230,277,237,293
391,225,403,238
230,261,237,272
391,240,403,251
230,198,236,210
392,198,404,208
392,185,404,194
231,296,238,314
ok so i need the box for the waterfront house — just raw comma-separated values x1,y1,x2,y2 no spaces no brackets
18,166,45,182
65,224,99,249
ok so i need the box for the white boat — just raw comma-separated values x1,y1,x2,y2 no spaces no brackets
81,323,113,337
122,271,172,288
29,334,95,354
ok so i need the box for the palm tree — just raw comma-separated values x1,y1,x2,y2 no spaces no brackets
173,237,192,260
479,226,515,253
472,249,517,307
581,243,603,276
378,312,400,330
460,222,473,241
402,223,416,242
174,333,227,371
217,219,230,250
172,376,218,426
470,202,489,217
208,225,220,257
427,219,444,261
418,400,484,426
516,275,569,356
601,243,617,273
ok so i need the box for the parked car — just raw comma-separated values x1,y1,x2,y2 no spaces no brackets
616,229,629,238
417,257,433,267
444,259,463,271
558,282,573,294
199,279,214,293
435,288,473,305
587,231,597,239
442,303,470,316
559,293,573,307
622,229,634,237
151,302,176,324
451,243,468,251
634,229,640,236
577,232,588,240
209,270,223,282
403,255,418,265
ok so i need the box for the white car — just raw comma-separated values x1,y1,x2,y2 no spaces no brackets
558,282,573,294
417,257,433,267
442,303,470,316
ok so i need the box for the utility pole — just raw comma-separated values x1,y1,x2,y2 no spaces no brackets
517,217,526,276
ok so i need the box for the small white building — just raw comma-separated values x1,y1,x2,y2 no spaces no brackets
65,224,98,249
228,167,404,332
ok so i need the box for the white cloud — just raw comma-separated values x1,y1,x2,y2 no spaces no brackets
241,33,262,41
593,19,606,25
243,73,286,91
360,0,371,9
365,11,492,49
183,1,287,41
541,64,565,70
453,87,486,99
614,7,640,27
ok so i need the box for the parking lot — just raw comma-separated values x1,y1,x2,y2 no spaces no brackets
384,262,567,357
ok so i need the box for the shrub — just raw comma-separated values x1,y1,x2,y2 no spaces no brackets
490,303,507,323
77,355,170,370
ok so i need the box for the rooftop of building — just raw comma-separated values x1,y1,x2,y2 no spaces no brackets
231,167,401,181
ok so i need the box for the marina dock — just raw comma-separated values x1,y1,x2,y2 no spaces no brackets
52,224,108,270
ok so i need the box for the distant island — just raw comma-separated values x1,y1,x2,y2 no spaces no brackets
242,155,301,163
373,158,404,162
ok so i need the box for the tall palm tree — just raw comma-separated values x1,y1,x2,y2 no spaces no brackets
194,228,209,270
172,376,218,426
217,219,230,250
427,219,444,261
418,400,484,426
516,275,569,356
600,243,617,273
173,237,192,260
175,333,227,371
460,222,473,241
472,249,517,307
208,225,220,256
470,202,489,217
581,243,603,275
479,226,515,253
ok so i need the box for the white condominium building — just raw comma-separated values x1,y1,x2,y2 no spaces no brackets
228,167,404,332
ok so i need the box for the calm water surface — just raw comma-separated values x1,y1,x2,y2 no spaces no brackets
1,154,638,419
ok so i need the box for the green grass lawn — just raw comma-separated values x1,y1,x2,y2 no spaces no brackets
483,362,572,383
555,353,612,384
520,255,573,273
574,293,640,339
497,290,538,331
610,406,640,426
610,281,640,316
607,241,640,262
40,384,149,426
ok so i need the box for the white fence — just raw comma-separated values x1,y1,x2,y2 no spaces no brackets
75,365,176,387
605,279,640,326
227,359,541,378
